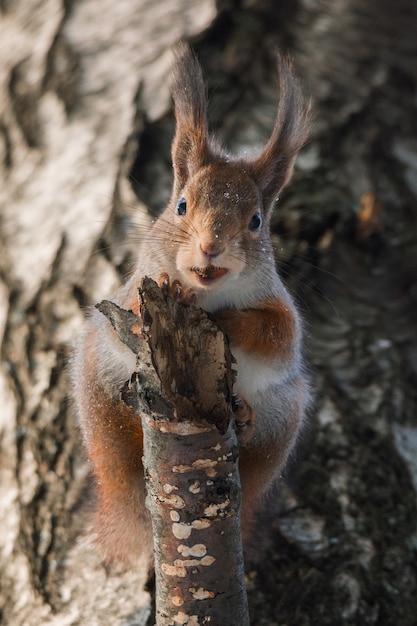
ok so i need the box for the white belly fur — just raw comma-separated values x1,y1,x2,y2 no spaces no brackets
231,347,286,402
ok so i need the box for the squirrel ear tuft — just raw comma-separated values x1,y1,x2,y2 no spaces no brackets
170,44,211,196
251,54,311,214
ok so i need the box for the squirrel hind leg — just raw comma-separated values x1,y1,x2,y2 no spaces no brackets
92,479,154,571
238,380,308,544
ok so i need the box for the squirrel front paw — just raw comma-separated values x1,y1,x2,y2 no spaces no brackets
158,273,196,306
232,394,255,445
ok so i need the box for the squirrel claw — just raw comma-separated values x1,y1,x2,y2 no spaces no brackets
158,272,174,296
158,272,170,293
232,394,255,444
157,273,196,306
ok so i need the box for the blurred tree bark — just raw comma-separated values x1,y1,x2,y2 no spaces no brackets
1,1,417,625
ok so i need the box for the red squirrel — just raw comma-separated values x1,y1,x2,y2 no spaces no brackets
72,44,311,567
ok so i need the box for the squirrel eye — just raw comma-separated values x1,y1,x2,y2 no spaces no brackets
248,211,262,232
175,197,187,216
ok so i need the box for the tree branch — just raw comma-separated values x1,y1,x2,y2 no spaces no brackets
98,277,249,626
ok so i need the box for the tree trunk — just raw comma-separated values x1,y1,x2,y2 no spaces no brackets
1,1,417,625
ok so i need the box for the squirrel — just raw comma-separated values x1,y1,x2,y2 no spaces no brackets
72,44,311,568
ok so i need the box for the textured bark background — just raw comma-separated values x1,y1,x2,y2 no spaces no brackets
1,1,416,625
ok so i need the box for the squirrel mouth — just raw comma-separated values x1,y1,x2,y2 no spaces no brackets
191,264,228,282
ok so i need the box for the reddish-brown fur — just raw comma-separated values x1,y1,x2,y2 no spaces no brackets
214,300,297,361
72,43,311,567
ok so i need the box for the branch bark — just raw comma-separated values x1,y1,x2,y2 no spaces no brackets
98,277,250,626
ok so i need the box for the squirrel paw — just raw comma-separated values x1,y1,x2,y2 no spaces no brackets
232,394,255,445
158,273,196,306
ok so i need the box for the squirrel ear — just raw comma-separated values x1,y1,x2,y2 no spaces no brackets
170,44,211,197
251,54,311,214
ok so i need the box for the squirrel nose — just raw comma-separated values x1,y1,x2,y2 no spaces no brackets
200,240,224,259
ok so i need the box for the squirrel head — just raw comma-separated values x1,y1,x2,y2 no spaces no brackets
156,44,311,294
